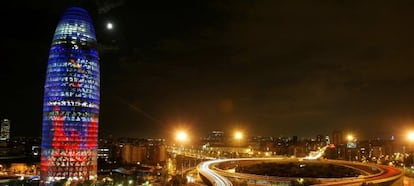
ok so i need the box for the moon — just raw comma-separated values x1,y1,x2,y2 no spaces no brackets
106,22,113,30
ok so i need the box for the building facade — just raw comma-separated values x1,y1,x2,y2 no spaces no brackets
40,7,100,183
332,130,343,146
0,119,10,141
120,140,167,166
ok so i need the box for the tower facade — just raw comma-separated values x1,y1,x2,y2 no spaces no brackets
40,7,100,183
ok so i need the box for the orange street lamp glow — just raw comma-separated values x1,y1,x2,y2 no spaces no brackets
235,132,243,140
408,131,414,141
176,131,188,142
347,135,354,141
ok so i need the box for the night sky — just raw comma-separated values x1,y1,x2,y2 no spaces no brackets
2,0,414,140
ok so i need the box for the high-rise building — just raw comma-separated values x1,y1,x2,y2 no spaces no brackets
40,7,100,183
202,131,225,146
0,119,10,141
332,130,343,145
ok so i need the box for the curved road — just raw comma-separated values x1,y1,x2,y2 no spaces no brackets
198,158,403,186
198,159,233,186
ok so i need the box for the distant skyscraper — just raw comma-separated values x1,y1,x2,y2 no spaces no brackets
40,7,100,183
0,119,10,141
332,130,343,145
325,136,331,145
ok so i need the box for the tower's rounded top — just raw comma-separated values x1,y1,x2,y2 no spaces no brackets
60,6,93,23
53,6,97,41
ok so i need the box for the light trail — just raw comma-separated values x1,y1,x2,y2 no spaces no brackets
198,159,233,186
304,145,328,160
198,158,287,186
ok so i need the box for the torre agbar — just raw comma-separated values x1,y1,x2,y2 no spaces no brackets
40,7,100,183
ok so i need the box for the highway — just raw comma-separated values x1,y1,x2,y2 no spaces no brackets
405,176,414,186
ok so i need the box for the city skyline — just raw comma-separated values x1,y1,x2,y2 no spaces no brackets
2,0,414,139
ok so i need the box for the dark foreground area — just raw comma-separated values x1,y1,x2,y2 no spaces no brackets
236,162,363,178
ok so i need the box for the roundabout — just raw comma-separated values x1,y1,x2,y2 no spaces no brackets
198,158,403,186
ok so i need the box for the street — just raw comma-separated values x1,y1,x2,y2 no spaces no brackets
405,176,414,186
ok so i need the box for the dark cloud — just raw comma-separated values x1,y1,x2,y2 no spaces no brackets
95,0,125,14
107,1,414,139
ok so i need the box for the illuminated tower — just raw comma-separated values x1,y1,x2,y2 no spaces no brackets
40,7,99,183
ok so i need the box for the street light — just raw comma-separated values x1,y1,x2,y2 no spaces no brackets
346,134,355,161
234,131,243,141
176,131,188,143
234,131,243,158
175,130,188,179
408,131,414,141
347,134,354,142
